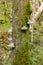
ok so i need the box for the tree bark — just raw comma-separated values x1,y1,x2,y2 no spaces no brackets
12,0,30,65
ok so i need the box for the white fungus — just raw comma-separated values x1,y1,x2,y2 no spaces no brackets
27,20,33,25
21,26,27,30
8,42,15,48
8,37,12,41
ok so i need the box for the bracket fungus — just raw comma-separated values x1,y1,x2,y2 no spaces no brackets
8,42,15,49
21,26,28,33
8,37,12,41
27,20,33,27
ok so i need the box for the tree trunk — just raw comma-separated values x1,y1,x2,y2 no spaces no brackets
12,0,32,65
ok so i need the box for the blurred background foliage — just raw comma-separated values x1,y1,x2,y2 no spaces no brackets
0,0,12,31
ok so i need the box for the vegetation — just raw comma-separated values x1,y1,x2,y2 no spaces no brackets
13,42,30,65
0,0,12,31
0,0,43,65
30,12,43,65
0,1,12,65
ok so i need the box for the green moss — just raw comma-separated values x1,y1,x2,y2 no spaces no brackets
0,1,12,32
22,0,32,23
25,1,32,16
13,42,30,65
